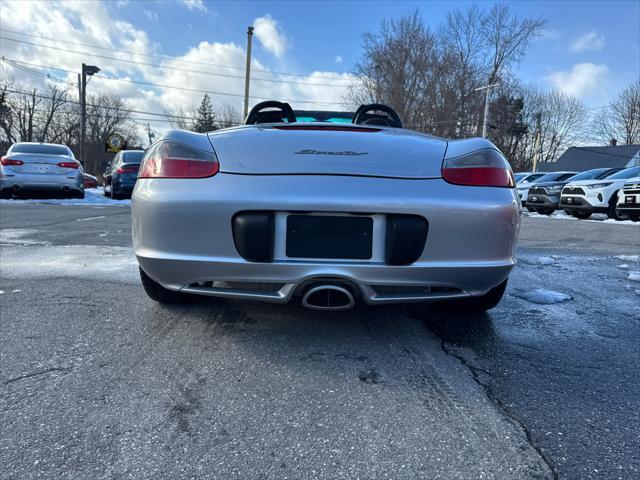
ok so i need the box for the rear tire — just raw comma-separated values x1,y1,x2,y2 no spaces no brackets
139,267,199,304
526,206,535,212
407,279,508,316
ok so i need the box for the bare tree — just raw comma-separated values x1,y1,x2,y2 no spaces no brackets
592,80,640,145
38,85,69,142
217,104,242,128
165,105,196,131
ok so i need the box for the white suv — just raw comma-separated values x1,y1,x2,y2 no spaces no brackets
560,166,640,220
616,177,640,221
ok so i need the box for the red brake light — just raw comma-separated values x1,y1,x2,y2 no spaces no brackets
58,161,79,169
442,149,514,187
139,140,219,179
1,156,24,166
117,165,139,174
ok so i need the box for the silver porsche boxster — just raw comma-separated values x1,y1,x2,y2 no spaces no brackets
132,102,519,312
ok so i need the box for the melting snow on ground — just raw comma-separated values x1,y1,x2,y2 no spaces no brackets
614,255,639,262
520,256,556,266
0,188,130,206
628,272,640,282
523,210,638,225
512,289,572,304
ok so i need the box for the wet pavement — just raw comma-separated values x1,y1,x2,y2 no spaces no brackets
1,203,639,479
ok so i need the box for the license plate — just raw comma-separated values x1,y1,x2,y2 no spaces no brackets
532,196,538,202
566,197,574,203
626,196,637,204
286,215,373,259
34,165,50,173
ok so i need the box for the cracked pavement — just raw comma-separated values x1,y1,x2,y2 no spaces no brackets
1,203,639,479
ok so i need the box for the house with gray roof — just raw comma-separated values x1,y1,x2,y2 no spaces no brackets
537,144,640,172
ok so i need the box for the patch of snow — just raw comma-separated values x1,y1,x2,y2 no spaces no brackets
11,289,20,293
513,289,572,304
617,264,630,270
602,219,638,225
614,255,639,262
628,272,640,282
0,188,130,206
76,215,106,221
0,228,49,246
0,290,4,294
0,245,138,283
521,256,556,266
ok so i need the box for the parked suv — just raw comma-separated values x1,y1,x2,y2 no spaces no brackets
103,150,144,199
616,177,640,221
560,166,640,220
515,172,547,207
524,171,577,214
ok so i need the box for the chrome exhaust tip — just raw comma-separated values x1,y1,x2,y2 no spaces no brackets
12,184,21,191
62,185,71,192
302,285,355,311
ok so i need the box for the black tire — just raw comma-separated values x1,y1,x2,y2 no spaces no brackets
607,193,623,220
139,267,199,304
536,208,554,215
572,211,592,219
408,279,508,316
526,206,535,212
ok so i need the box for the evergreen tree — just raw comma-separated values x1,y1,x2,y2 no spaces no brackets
194,94,218,132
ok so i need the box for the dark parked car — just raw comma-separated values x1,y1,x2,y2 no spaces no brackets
525,171,577,215
103,150,144,199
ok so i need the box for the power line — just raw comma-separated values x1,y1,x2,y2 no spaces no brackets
0,27,354,81
2,57,349,106
0,35,354,87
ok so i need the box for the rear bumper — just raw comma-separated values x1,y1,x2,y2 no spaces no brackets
0,172,83,194
133,174,520,302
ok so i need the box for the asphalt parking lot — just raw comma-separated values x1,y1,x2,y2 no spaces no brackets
1,203,639,480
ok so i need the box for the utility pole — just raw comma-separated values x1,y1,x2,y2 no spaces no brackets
243,26,254,119
532,112,542,172
146,123,155,147
475,82,501,138
80,63,100,172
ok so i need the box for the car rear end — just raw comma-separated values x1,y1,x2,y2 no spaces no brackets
0,143,83,198
112,151,144,198
132,126,519,308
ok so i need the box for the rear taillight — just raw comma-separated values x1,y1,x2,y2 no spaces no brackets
117,165,139,174
139,140,219,179
58,161,79,169
1,156,23,166
442,149,514,187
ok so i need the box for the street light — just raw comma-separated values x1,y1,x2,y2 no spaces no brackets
80,63,100,173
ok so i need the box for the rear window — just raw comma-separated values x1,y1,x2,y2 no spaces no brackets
11,144,69,156
123,151,144,162
607,166,640,179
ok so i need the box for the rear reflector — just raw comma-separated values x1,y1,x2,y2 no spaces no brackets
139,140,219,179
442,149,514,187
58,162,79,169
1,157,24,166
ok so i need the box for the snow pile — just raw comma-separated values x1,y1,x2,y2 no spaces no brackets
0,188,130,206
614,255,639,262
513,289,572,304
628,272,640,282
521,256,556,266
617,264,630,270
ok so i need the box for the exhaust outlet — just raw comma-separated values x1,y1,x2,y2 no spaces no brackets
302,285,355,311
62,185,71,192
12,184,21,191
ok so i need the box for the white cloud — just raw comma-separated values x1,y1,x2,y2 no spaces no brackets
545,63,609,98
180,0,208,12
335,55,343,64
143,9,159,22
569,31,605,53
253,15,288,57
116,0,129,7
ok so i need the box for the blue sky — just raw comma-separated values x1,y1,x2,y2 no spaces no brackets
1,0,638,135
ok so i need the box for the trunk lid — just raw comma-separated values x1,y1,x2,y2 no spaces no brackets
5,153,77,175
208,125,447,178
